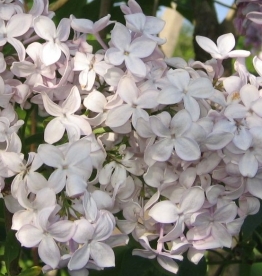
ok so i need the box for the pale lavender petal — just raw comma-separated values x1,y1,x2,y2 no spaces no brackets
129,36,156,58
34,187,56,209
217,33,235,56
71,18,93,33
73,219,94,243
251,98,262,117
62,86,81,114
83,191,98,223
150,116,170,137
168,69,190,90
228,50,250,58
174,137,200,161
90,242,115,267
188,77,213,98
247,11,262,24
183,95,200,121
44,118,65,144
49,220,75,242
111,23,130,50
205,132,233,150
38,236,60,269
11,61,35,77
159,217,184,242
239,151,258,178
214,203,238,223
157,86,183,105
57,18,70,41
93,15,112,33
157,255,179,274
84,91,106,113
240,84,259,109
150,138,173,162
106,104,133,127
93,212,114,241
68,243,90,270
247,177,262,199
211,223,232,248
7,14,32,37
7,37,26,61
48,169,66,194
149,200,178,223
12,210,34,231
253,56,262,77
125,55,146,77
180,187,205,214
195,36,219,57
42,41,61,65
224,103,248,119
233,127,252,150
171,109,192,136
42,93,62,116
136,90,159,109
38,144,63,168
92,190,113,210
145,16,165,34
117,77,138,105
17,224,43,247
66,175,87,197
34,16,56,40
106,47,124,66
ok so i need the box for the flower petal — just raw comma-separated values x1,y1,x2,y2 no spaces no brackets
149,200,178,223
90,241,115,268
38,236,60,269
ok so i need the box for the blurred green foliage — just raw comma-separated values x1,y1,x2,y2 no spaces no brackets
4,1,262,276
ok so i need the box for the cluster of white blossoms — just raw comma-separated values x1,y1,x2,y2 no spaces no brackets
1,0,262,275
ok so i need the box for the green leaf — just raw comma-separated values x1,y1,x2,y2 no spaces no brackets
249,262,262,276
175,0,194,23
242,200,262,239
25,133,44,146
18,266,42,276
53,0,87,22
119,248,155,276
239,263,252,276
4,230,21,275
177,255,207,276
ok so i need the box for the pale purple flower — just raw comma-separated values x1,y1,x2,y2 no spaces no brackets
0,13,32,60
105,76,159,128
11,42,56,86
157,69,214,121
187,202,238,249
37,139,93,196
124,13,166,44
148,110,201,162
196,33,250,59
133,235,183,274
74,52,112,91
17,206,76,269
34,16,70,65
68,211,115,270
41,86,92,144
105,23,157,77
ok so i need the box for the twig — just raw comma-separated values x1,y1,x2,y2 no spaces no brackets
49,0,69,11
214,0,236,10
98,0,112,40
152,0,159,16
30,108,36,152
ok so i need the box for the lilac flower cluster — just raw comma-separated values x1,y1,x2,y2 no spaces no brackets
1,0,262,275
234,0,262,52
